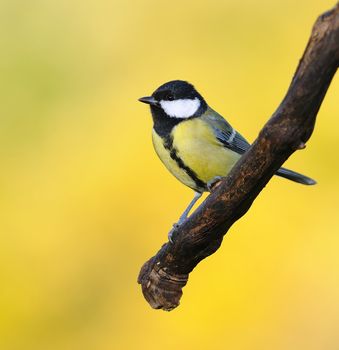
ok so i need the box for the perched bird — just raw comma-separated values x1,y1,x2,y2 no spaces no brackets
139,80,316,233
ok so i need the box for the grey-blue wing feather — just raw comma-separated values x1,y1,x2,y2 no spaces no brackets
213,127,250,154
202,108,251,155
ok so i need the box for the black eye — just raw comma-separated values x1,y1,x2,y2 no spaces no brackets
166,94,174,101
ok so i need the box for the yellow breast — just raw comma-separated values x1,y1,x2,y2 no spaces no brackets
152,129,199,191
152,118,241,192
172,118,241,183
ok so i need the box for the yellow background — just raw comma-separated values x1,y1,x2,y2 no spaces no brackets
0,0,338,349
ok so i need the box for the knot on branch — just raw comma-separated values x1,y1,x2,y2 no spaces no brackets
138,254,188,311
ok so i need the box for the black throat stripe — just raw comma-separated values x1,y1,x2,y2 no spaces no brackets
163,135,206,191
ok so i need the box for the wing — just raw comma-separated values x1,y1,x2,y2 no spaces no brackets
202,108,251,155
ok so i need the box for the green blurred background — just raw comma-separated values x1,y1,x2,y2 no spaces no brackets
0,0,338,349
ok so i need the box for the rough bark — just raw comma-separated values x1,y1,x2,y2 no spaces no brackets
138,3,339,311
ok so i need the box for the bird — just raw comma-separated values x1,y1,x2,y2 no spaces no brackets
139,80,316,237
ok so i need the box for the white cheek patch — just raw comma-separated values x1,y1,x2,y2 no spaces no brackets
160,98,200,119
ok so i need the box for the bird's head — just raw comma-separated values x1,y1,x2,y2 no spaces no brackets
139,80,207,120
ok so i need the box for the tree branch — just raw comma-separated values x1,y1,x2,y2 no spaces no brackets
138,3,339,311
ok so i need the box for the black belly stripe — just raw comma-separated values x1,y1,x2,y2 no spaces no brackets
164,135,206,190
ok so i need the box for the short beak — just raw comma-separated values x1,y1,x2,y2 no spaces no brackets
138,96,158,106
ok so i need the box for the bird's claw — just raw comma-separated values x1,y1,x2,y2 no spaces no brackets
207,176,223,191
168,223,180,243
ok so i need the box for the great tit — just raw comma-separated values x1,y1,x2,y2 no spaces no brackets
139,80,316,231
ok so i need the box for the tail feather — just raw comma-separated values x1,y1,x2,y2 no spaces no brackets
275,167,316,185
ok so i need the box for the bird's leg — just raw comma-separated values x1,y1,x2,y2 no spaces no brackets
177,191,202,225
168,191,202,243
